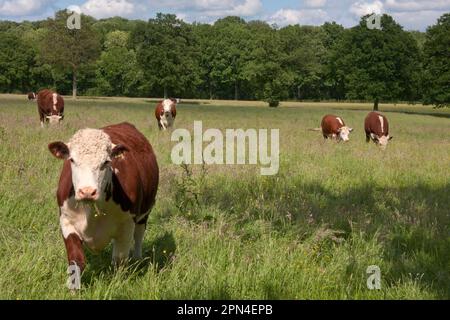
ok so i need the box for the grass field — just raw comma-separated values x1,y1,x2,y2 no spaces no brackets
0,94,449,299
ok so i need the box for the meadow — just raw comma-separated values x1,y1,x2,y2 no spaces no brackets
0,94,449,299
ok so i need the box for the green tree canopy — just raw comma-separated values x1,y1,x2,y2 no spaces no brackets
39,10,101,98
131,13,199,98
333,14,421,110
422,13,450,108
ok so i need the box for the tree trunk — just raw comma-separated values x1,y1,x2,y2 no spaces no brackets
164,86,168,99
209,85,213,100
373,97,379,111
234,81,238,101
72,69,77,99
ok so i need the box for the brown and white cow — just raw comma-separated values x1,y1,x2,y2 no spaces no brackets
155,99,177,130
48,122,159,275
364,112,393,149
321,115,353,142
29,89,64,127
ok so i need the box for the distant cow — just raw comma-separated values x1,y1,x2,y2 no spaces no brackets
321,115,353,142
48,122,159,276
29,89,64,127
155,99,177,130
364,112,393,149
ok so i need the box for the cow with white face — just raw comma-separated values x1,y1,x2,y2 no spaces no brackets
320,115,354,142
365,112,393,149
29,89,64,127
48,122,159,278
155,99,177,130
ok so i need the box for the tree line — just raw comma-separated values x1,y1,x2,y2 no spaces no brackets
0,11,448,108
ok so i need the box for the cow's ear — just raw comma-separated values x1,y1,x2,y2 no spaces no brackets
48,142,69,160
389,136,393,141
349,128,354,132
111,144,128,159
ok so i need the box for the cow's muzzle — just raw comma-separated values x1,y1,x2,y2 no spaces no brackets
77,187,98,201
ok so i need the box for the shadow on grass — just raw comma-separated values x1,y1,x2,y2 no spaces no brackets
198,177,450,298
81,231,177,285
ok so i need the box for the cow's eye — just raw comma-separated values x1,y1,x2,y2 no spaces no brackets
69,158,75,164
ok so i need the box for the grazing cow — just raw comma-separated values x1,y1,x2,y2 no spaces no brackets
29,89,64,127
155,99,177,130
48,122,159,275
321,115,353,142
364,112,393,149
27,92,37,100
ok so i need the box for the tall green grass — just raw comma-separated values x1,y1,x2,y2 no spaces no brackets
0,96,448,299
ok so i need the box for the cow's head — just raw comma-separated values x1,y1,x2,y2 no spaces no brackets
27,92,36,100
337,126,353,142
48,129,128,202
371,134,393,149
46,115,63,125
162,99,176,117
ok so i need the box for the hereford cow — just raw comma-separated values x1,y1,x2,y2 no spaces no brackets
29,89,64,127
155,99,177,130
364,112,393,149
321,115,353,142
48,122,159,276
27,92,37,100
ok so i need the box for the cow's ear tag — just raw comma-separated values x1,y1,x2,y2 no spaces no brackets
111,144,128,159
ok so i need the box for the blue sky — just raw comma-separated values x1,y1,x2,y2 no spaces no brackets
0,0,449,30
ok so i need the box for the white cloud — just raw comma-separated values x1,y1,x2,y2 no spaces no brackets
146,0,262,17
0,0,49,17
350,1,384,16
81,0,135,19
391,9,447,29
232,0,262,15
385,0,450,11
305,0,327,8
268,8,329,26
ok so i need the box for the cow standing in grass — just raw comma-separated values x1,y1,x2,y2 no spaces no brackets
321,115,353,142
365,112,393,149
28,89,64,127
155,99,177,130
48,122,159,276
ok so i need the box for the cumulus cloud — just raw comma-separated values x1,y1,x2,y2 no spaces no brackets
81,0,135,19
268,8,329,26
0,0,50,17
350,0,384,16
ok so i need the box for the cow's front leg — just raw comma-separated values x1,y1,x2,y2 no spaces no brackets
159,119,167,130
112,219,135,266
60,215,86,272
63,233,86,272
133,222,146,259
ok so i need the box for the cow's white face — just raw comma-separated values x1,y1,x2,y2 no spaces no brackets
378,135,393,149
49,129,127,202
371,134,393,149
337,126,353,142
46,115,63,125
162,99,174,117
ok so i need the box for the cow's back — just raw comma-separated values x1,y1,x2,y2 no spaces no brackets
37,89,64,115
321,115,344,136
102,122,159,215
365,112,389,137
